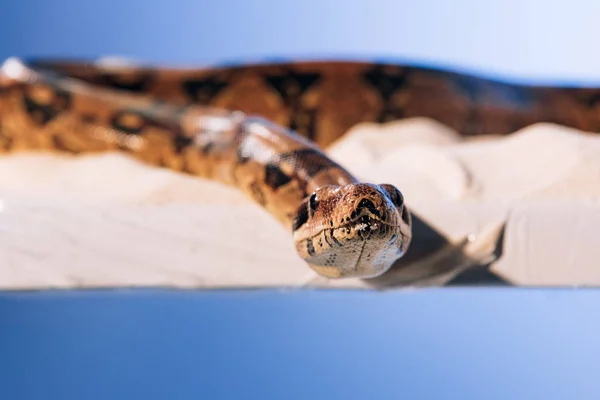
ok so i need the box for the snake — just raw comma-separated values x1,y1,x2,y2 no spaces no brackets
1,57,599,279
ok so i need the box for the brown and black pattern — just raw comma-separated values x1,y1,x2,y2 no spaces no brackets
182,75,230,105
21,58,600,145
264,162,292,190
22,83,72,125
5,56,600,279
97,71,156,94
263,69,321,140
362,64,411,123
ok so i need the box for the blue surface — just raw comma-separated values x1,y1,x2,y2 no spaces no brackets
3,0,600,398
2,288,600,399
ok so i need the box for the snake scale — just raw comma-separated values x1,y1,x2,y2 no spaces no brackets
1,57,599,279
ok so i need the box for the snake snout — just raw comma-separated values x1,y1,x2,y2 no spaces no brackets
354,198,381,219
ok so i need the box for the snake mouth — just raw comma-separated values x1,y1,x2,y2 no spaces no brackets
298,211,402,244
339,214,381,235
336,209,399,234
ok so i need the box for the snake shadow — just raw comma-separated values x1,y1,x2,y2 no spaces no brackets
364,212,511,289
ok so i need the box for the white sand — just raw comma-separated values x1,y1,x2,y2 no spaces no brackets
1,119,600,290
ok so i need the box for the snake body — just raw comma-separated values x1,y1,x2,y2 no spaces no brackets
1,57,599,279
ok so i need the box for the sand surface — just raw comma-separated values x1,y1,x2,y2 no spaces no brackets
1,118,600,290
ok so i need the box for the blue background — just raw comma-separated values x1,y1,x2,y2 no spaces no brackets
4,0,600,84
2,0,600,398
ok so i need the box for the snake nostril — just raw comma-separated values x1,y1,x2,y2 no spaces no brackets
356,198,380,218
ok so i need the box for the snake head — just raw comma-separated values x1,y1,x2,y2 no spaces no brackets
291,183,412,279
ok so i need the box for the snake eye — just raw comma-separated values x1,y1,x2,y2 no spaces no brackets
308,192,319,215
380,184,404,208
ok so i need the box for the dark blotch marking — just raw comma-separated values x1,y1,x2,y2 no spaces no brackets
258,149,342,201
98,72,154,94
265,163,292,190
110,111,146,134
306,238,316,256
362,65,410,122
264,71,321,140
291,203,309,231
23,86,72,125
173,135,193,152
182,76,230,105
264,71,321,104
356,198,380,218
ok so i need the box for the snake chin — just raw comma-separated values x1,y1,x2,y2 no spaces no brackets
292,183,412,279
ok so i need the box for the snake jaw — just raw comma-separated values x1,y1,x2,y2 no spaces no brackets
292,183,412,279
